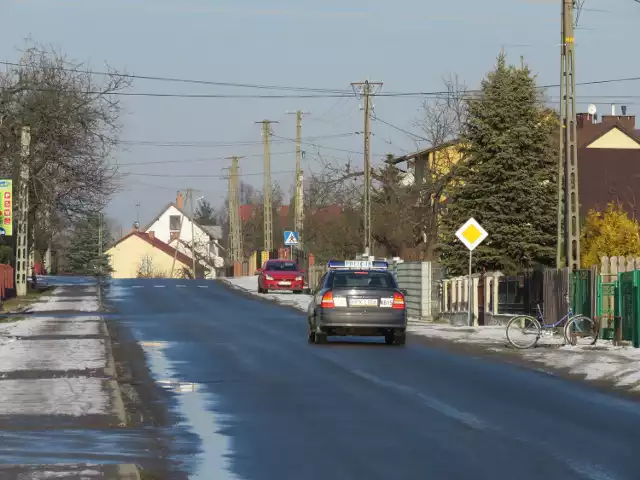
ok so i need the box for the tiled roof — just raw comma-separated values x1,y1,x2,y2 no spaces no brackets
577,122,640,148
579,148,640,218
113,231,193,266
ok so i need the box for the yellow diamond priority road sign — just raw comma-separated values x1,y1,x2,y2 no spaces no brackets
455,218,488,251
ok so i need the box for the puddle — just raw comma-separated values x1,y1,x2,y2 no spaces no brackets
140,341,238,479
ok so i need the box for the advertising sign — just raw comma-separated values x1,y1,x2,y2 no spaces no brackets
0,179,13,236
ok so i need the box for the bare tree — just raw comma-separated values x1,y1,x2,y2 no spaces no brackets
0,41,131,260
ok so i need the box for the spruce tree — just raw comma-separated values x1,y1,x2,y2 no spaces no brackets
440,55,558,275
68,214,113,276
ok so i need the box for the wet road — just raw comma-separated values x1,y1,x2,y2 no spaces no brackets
110,278,640,480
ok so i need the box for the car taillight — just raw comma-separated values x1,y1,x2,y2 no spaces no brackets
392,292,405,309
295,276,303,281
321,291,335,308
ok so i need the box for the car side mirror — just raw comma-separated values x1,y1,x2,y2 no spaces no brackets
256,268,262,274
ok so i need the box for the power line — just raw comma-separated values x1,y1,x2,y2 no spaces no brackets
115,150,295,167
123,170,296,179
119,132,361,147
0,60,351,94
4,60,640,99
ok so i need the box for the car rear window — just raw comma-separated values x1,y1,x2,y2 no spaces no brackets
266,262,298,271
330,271,396,289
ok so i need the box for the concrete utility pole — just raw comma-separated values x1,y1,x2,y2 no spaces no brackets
98,212,103,277
351,80,383,257
286,110,310,249
557,0,581,271
227,156,244,264
256,119,278,252
15,126,30,297
187,188,197,278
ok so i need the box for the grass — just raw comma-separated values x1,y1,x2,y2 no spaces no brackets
0,284,56,320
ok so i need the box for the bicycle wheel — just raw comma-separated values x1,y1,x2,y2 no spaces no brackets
564,315,599,346
506,315,541,349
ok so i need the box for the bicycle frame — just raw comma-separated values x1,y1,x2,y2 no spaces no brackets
534,304,574,329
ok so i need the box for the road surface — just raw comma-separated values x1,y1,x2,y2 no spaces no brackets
106,279,640,479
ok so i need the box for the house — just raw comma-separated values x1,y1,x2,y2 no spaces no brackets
143,193,224,278
386,142,464,187
576,107,640,217
389,105,640,219
107,231,199,279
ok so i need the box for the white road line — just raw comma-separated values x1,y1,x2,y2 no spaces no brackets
197,285,208,288
177,285,187,288
154,285,166,288
132,285,143,288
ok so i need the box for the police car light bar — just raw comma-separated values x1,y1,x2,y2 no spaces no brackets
327,260,388,270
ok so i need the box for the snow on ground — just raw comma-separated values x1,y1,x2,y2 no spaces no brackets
225,275,312,312
225,276,640,392
0,338,106,372
0,378,109,416
26,296,100,312
0,316,103,337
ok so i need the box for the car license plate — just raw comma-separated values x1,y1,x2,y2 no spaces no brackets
349,298,378,307
380,298,393,308
278,281,291,286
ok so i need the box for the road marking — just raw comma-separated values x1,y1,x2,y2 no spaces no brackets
177,285,187,288
132,285,143,288
197,285,208,288
154,285,166,288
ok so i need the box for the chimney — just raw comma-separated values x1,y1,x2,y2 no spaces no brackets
176,191,184,210
148,231,155,240
611,104,616,116
621,105,627,115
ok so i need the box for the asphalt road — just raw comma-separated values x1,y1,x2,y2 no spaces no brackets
110,278,640,480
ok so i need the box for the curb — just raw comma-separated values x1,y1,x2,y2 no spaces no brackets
98,280,128,427
117,464,142,480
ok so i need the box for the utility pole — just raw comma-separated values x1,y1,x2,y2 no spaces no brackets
351,80,383,257
227,156,244,264
15,126,30,297
256,119,278,252
187,188,197,278
98,211,103,278
286,110,310,249
558,0,580,271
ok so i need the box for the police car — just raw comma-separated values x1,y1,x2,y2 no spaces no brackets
307,260,407,345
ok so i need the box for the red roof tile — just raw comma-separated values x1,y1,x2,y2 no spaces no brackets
579,148,640,218
113,231,193,266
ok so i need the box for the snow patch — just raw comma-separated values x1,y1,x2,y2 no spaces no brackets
225,276,312,312
26,296,100,312
0,338,106,372
0,378,109,416
0,316,103,337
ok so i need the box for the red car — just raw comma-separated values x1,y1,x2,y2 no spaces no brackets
257,260,305,293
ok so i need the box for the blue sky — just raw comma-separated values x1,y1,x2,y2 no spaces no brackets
1,0,639,232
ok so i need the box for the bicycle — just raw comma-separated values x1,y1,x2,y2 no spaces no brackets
505,303,599,349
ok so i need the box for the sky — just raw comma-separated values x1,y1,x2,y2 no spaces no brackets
1,0,639,234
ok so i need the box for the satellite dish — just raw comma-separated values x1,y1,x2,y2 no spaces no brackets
588,104,597,115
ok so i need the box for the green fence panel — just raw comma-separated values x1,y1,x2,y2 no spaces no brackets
617,271,637,342
570,269,592,317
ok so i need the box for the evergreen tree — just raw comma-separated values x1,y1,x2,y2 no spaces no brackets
67,214,113,276
440,55,558,275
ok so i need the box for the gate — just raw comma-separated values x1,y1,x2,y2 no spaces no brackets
570,269,592,317
477,270,485,326
617,271,637,344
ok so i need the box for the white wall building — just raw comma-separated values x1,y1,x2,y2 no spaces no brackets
143,192,224,279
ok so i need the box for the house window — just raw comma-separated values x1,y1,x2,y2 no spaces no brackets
169,215,181,231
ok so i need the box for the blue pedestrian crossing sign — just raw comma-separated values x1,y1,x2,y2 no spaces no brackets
284,231,299,246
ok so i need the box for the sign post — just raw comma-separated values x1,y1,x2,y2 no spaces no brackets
284,231,299,260
0,180,13,237
455,218,488,326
